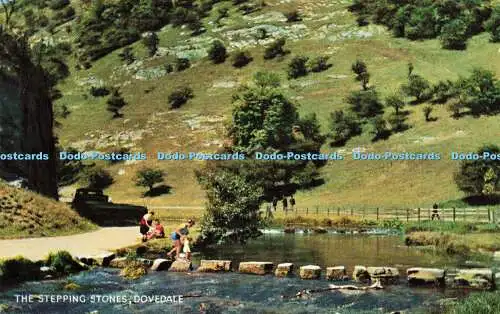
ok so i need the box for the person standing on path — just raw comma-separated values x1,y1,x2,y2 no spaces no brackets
283,197,288,212
272,197,278,211
290,195,296,211
139,211,154,242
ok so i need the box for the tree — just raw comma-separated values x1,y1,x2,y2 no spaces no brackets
86,167,114,189
387,112,408,132
423,105,433,121
264,38,287,60
346,89,384,118
118,47,135,65
287,55,309,79
461,68,500,115
0,27,59,199
385,93,404,115
196,168,264,246
142,32,159,57
308,56,331,73
168,86,194,109
401,74,432,103
208,40,227,64
351,59,370,90
135,168,165,193
455,145,500,197
232,50,252,68
370,116,390,140
485,5,500,42
440,19,468,50
106,89,127,118
329,110,362,146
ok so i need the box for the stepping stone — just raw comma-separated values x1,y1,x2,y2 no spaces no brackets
239,262,274,275
299,265,321,279
275,263,294,277
151,259,172,271
453,268,494,290
326,266,346,280
353,265,370,283
407,268,445,286
169,259,192,272
93,252,116,267
367,267,399,284
197,260,232,272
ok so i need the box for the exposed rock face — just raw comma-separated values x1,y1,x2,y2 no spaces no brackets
239,262,274,275
109,257,128,268
197,260,232,272
93,252,116,267
326,266,346,280
275,263,294,277
453,268,494,290
407,268,445,286
169,259,192,272
151,259,172,271
367,267,399,284
353,266,370,283
299,265,321,279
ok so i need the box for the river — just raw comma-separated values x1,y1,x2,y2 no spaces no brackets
0,232,487,313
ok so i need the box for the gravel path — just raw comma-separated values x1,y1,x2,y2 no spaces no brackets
0,227,140,260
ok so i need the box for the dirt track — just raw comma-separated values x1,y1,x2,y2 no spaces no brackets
0,227,140,260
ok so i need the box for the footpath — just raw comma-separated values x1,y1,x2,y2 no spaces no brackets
0,227,139,260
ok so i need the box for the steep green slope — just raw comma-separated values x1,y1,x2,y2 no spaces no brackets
41,0,500,208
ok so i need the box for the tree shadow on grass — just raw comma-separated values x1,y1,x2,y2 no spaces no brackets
143,184,172,197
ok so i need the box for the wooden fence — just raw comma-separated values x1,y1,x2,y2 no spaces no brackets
270,206,499,223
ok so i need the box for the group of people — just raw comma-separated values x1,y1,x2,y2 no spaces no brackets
139,211,195,261
272,195,296,212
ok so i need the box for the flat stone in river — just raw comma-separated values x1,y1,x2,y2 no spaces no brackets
275,263,294,277
299,265,321,279
407,268,445,286
198,260,232,272
239,262,274,275
169,259,192,272
367,267,399,284
326,266,346,280
453,268,494,290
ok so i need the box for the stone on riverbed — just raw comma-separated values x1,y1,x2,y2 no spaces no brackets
353,266,370,283
93,252,116,267
367,267,399,284
407,268,445,286
453,268,494,290
326,266,346,280
77,256,95,266
239,262,274,275
275,263,294,277
313,227,328,234
299,265,321,279
169,259,192,272
284,227,295,233
198,260,232,272
109,257,128,268
151,259,172,271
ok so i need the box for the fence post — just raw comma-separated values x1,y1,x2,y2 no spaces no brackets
328,208,330,216
453,207,456,222
406,209,409,222
463,207,466,221
428,208,431,220
306,208,309,215
337,207,340,216
488,208,491,223
350,208,353,217
396,208,399,220
418,208,421,223
316,206,319,215
376,208,379,221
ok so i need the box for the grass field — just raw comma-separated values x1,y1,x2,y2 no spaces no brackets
35,0,500,210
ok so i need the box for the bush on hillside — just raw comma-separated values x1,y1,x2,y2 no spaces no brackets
208,40,227,64
135,168,165,193
142,32,159,57
89,86,110,97
485,6,500,42
48,0,69,10
85,167,114,189
264,38,287,59
168,86,194,109
232,51,253,68
285,10,302,22
401,74,432,103
106,89,127,118
329,110,362,146
440,19,468,50
118,47,135,65
346,89,384,118
287,56,309,79
308,56,331,73
175,58,191,72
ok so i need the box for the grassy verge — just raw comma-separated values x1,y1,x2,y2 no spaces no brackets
405,231,500,255
0,181,97,239
445,291,500,314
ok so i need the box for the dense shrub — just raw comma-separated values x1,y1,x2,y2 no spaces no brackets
264,38,287,59
48,0,69,10
287,56,309,79
440,19,468,50
401,74,432,103
232,51,253,68
208,40,227,64
135,168,165,192
0,257,40,284
346,89,384,118
168,86,194,109
89,86,110,97
106,89,127,118
175,58,191,71
329,110,362,146
118,47,135,65
308,56,331,73
45,251,85,275
142,32,159,57
485,6,500,42
285,10,302,22
85,167,114,189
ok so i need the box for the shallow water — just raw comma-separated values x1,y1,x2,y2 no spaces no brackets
0,234,483,313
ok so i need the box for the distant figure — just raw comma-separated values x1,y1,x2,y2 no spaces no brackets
167,219,195,259
283,197,288,211
290,196,296,211
139,211,154,242
431,203,440,220
272,197,278,211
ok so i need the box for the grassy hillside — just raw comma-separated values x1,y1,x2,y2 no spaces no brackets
36,0,500,209
0,181,96,239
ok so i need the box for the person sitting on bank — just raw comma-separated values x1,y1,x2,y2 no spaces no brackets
166,219,195,259
139,211,154,242
147,219,165,240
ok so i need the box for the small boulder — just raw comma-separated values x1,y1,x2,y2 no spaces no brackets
284,227,295,234
313,227,328,234
326,266,346,280
93,252,116,267
299,265,321,280
77,257,96,266
198,260,232,272
367,267,399,284
239,262,274,275
353,265,370,283
453,268,494,290
151,259,172,271
169,259,192,272
275,263,294,277
109,257,129,268
407,268,445,286
137,258,153,267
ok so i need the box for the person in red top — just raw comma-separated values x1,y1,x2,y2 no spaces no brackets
147,219,165,240
139,211,154,242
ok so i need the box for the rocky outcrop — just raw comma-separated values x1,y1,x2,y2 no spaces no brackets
169,259,192,272
275,263,294,277
353,266,370,283
367,267,399,284
326,266,346,280
453,268,494,290
299,265,321,279
407,268,445,286
197,260,232,272
151,259,172,271
239,262,274,275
